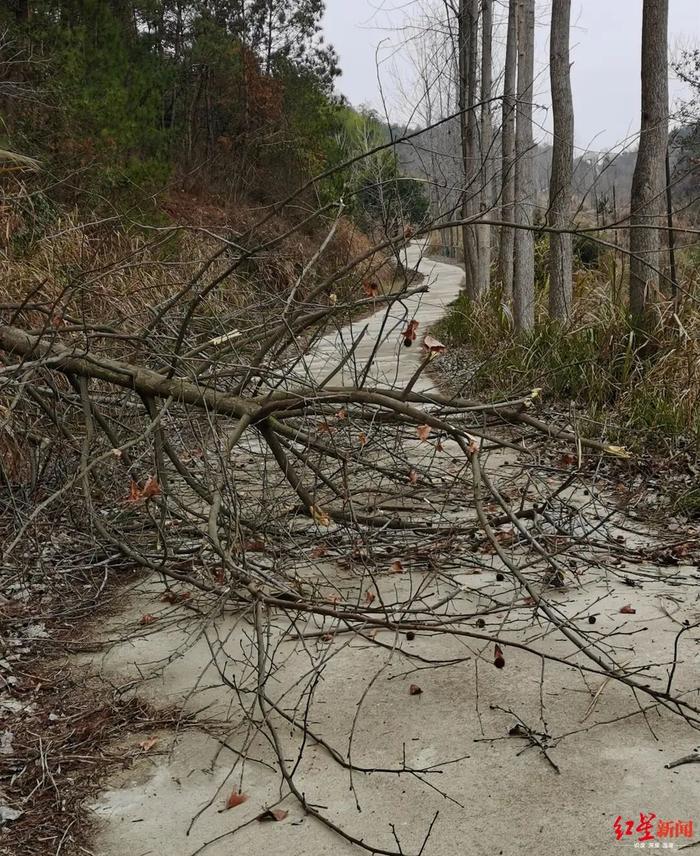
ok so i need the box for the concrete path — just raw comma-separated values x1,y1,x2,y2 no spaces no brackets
85,247,699,856
298,242,464,392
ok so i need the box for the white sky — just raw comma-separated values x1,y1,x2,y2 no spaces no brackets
323,0,700,150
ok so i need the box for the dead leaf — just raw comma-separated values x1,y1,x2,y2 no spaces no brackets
244,539,266,552
358,432,368,447
422,334,446,354
494,644,505,669
409,683,423,695
257,808,288,822
138,736,158,752
310,505,331,527
161,590,191,604
127,480,141,503
620,604,636,614
408,468,418,484
604,444,632,459
310,545,327,559
140,614,157,625
401,319,419,347
141,475,161,499
362,280,379,298
226,791,248,810
416,424,431,442
364,590,376,606
390,560,404,573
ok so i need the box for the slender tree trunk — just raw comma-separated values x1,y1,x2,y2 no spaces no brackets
9,0,29,22
458,0,481,299
665,145,677,302
477,0,493,294
513,0,536,332
547,0,574,322
629,0,669,324
498,0,518,301
266,1,274,75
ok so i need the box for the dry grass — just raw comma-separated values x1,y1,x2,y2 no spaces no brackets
432,243,700,451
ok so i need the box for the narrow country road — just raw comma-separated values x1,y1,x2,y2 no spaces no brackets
301,243,464,391
85,248,697,856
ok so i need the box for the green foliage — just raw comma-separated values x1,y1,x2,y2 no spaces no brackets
0,1,343,210
10,2,171,170
336,109,430,232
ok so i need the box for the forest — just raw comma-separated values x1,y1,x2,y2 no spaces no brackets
1,2,699,855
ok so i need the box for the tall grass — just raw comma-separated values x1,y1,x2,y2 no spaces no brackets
433,246,700,451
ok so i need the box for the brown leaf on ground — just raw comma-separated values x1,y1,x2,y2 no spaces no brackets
494,644,505,669
257,808,288,822
138,736,158,752
409,684,423,695
161,590,191,604
226,791,248,809
140,614,157,625
141,475,161,499
127,479,141,503
422,334,446,354
310,505,331,527
390,560,404,573
620,604,636,614
416,424,431,442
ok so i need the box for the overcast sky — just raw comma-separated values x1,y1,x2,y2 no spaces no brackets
323,0,700,151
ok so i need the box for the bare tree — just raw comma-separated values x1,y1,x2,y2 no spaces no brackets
498,0,518,300
477,0,493,293
629,0,669,324
513,0,535,332
459,0,481,298
547,0,574,322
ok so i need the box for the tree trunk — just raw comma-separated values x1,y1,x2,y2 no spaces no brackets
513,0,535,332
477,0,493,294
9,0,30,22
547,0,574,322
498,0,518,301
458,0,481,299
629,0,668,324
